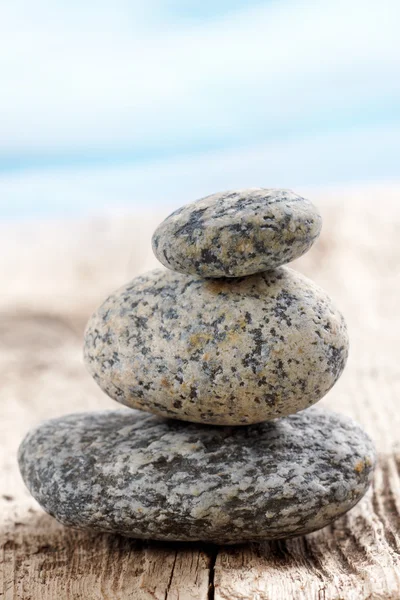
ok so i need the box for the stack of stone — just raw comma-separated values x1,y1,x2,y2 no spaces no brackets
19,189,375,544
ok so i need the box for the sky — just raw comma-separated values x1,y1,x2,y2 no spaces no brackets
1,0,399,218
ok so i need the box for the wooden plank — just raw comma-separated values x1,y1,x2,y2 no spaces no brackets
0,516,214,600
1,186,400,599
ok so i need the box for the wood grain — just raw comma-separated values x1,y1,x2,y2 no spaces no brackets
1,185,400,599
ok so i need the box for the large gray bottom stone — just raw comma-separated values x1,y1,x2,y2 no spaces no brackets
18,408,375,544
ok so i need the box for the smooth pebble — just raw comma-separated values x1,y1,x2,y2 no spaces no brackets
84,267,348,425
152,189,322,277
18,408,375,544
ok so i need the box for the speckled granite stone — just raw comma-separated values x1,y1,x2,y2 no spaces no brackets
152,189,322,277
84,267,348,425
18,408,375,544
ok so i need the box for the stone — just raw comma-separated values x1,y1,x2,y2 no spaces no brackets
152,189,322,278
18,408,375,544
84,267,348,425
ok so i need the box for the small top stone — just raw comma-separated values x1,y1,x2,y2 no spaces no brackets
152,188,322,278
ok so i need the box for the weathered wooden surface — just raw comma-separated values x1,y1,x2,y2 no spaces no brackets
1,185,400,599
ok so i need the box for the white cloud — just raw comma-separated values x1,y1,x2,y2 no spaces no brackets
0,0,399,154
1,122,399,218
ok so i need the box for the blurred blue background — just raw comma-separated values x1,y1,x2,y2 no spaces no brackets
1,0,399,219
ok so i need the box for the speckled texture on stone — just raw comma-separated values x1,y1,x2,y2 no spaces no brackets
152,189,322,277
18,408,375,544
84,267,349,425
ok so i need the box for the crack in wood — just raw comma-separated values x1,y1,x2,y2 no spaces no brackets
164,550,178,600
207,546,218,600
